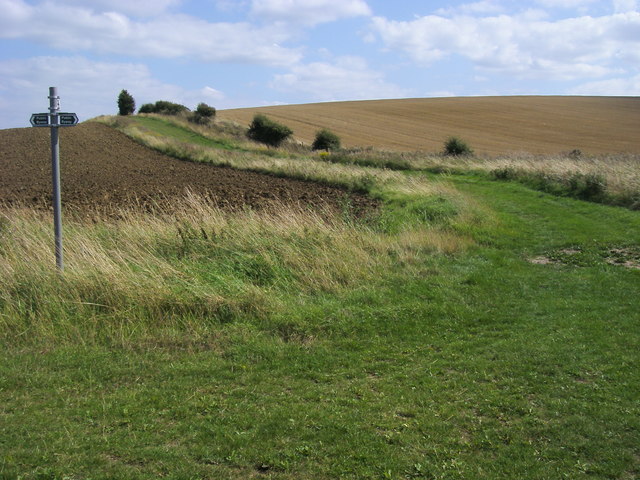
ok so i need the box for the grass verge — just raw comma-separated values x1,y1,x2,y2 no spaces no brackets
0,194,468,347
1,115,638,479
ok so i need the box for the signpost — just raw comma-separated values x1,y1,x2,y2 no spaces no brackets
30,87,79,271
30,112,78,128
30,113,50,127
59,113,79,126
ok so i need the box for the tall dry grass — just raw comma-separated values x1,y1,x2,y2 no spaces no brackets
0,193,469,346
326,148,640,200
437,152,640,199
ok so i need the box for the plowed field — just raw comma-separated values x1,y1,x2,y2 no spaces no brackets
0,122,375,214
219,96,640,155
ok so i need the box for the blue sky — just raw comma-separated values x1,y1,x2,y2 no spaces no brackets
1,0,639,129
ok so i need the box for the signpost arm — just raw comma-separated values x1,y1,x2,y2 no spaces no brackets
49,86,64,271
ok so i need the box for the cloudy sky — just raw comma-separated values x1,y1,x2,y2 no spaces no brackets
1,0,639,129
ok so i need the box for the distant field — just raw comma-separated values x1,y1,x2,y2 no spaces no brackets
219,96,640,155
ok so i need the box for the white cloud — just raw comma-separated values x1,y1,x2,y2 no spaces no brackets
270,56,407,101
613,0,638,13
250,0,371,26
215,0,250,13
570,74,640,95
370,11,640,80
57,0,183,17
200,86,225,102
533,0,598,8
0,0,301,67
435,1,505,17
0,56,226,129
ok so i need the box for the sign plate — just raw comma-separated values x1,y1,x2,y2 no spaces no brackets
58,112,78,126
30,113,50,127
30,112,78,127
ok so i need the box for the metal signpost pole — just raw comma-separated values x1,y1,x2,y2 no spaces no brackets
49,87,64,271
30,88,78,271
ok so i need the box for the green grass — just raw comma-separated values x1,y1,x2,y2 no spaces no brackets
1,117,639,479
134,116,244,151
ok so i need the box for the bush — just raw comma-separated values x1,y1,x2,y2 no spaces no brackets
312,129,341,151
138,103,155,114
567,173,606,201
491,167,518,180
247,114,293,147
189,103,216,125
137,100,189,116
443,136,473,156
196,103,216,118
117,90,135,116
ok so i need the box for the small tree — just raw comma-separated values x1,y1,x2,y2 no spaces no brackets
247,114,293,147
312,128,341,151
189,102,216,125
117,89,135,116
196,103,216,118
443,136,473,156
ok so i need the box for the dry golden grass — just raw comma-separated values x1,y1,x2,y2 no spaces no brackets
437,152,640,198
219,96,640,156
0,192,472,343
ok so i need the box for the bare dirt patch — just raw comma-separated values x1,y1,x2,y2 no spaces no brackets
528,246,640,270
605,248,640,270
0,123,376,215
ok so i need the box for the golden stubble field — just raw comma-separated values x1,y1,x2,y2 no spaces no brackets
219,96,640,156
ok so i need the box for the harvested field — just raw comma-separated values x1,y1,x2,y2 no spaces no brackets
219,96,640,156
0,122,376,214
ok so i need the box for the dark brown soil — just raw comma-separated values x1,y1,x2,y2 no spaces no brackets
0,123,376,215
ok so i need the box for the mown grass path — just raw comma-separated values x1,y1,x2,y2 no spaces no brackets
1,123,638,479
134,116,245,151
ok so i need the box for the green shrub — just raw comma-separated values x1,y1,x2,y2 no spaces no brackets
155,101,189,115
491,167,518,180
117,89,135,116
189,103,217,125
138,100,189,116
138,103,155,114
312,129,341,151
443,136,473,156
196,103,216,118
568,173,607,201
491,168,609,204
247,114,293,147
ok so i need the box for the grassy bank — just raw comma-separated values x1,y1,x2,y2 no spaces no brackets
0,194,467,347
97,114,640,209
1,115,639,479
